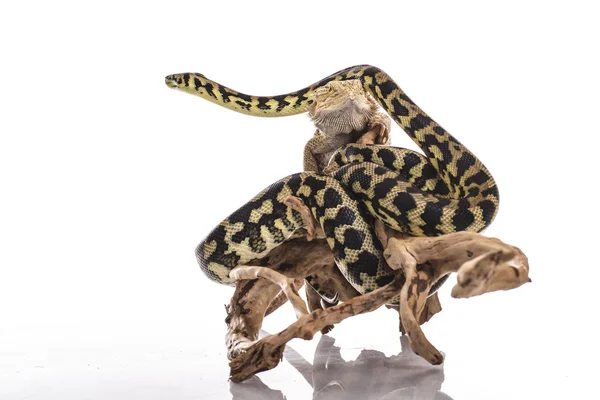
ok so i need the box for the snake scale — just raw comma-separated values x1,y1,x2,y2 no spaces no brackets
165,65,499,296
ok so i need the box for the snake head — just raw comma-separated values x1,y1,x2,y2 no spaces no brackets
165,74,182,89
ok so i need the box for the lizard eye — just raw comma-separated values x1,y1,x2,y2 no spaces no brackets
315,87,330,97
322,85,334,95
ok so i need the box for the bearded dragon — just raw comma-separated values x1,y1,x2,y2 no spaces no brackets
304,79,391,172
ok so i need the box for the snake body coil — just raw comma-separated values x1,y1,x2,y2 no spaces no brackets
165,65,499,295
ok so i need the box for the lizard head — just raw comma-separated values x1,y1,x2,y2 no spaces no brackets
309,79,376,136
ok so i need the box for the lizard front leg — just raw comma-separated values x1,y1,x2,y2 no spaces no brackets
303,131,323,172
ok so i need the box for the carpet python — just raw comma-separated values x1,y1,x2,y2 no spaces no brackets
165,65,499,295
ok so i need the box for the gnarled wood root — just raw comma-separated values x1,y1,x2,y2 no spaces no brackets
375,221,530,364
225,237,335,360
225,223,530,381
229,273,407,382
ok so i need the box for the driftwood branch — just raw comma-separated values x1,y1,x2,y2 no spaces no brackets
230,265,309,320
229,273,407,383
225,237,334,360
224,221,530,381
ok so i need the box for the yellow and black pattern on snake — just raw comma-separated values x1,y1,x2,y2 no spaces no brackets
165,64,499,208
197,143,495,294
198,172,394,292
328,143,498,235
325,143,442,194
167,65,499,292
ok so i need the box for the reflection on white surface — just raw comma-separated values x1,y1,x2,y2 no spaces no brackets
1,280,599,399
1,320,452,400
230,332,452,400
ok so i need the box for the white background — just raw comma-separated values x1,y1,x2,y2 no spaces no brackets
1,1,599,399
